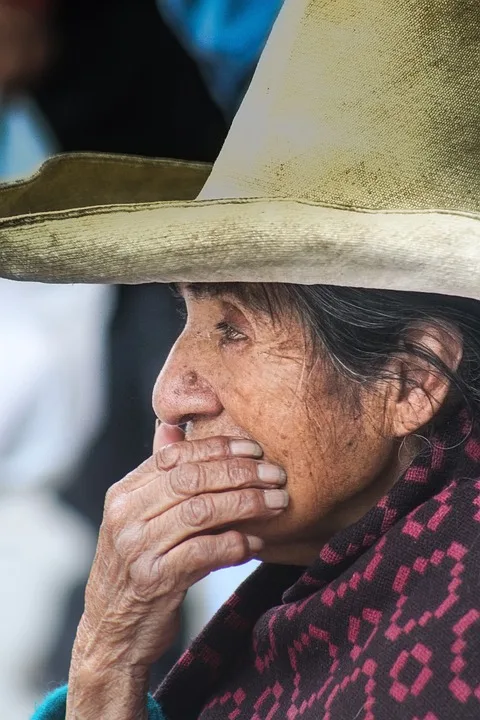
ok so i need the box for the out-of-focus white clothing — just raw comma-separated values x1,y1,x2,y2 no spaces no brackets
0,96,113,720
0,95,114,489
0,280,113,490
0,491,96,720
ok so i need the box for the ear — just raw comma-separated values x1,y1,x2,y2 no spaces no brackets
384,321,463,438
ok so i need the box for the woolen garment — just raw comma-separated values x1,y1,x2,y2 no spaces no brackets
157,407,480,719
30,406,480,719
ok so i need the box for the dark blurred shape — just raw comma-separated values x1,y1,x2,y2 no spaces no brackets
0,0,51,92
34,0,226,160
33,0,227,691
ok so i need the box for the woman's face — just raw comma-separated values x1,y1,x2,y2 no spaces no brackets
152,284,406,565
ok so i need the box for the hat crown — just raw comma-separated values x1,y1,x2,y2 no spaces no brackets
202,0,480,212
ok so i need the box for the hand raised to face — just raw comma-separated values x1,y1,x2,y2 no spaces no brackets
75,426,288,674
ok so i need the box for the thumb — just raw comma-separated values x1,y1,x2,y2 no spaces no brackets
153,422,185,452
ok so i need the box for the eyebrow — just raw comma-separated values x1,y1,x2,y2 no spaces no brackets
177,282,229,300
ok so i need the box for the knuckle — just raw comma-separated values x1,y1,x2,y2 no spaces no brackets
185,537,210,568
186,532,247,573
128,552,153,590
169,463,204,497
104,483,120,508
129,550,170,595
155,442,181,471
154,436,231,475
216,530,246,559
225,459,255,487
113,522,143,559
232,489,263,517
103,490,129,529
179,538,217,587
152,553,180,595
183,436,229,464
200,436,230,460
179,494,215,528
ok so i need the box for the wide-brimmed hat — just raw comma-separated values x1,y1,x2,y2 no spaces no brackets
0,0,479,298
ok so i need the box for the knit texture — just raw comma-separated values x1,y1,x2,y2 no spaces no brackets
30,684,165,719
157,408,480,719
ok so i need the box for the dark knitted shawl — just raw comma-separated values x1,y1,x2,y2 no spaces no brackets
157,409,480,719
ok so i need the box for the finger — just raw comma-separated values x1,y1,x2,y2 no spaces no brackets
132,531,263,595
153,423,184,453
107,430,266,517
138,457,287,519
153,434,264,471
143,486,289,553
117,434,264,497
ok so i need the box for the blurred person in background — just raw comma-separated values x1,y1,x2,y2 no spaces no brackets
0,0,50,95
27,0,229,697
0,3,112,719
0,0,52,179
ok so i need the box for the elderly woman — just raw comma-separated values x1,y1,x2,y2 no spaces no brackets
1,0,480,718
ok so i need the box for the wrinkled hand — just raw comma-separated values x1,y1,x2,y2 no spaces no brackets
0,4,49,91
70,424,288,702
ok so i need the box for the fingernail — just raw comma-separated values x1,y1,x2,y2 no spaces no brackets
229,439,263,458
264,489,289,509
246,535,264,554
257,464,287,484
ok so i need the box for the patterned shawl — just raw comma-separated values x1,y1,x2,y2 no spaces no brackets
157,409,480,719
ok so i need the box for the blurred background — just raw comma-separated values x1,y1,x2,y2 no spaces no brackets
0,1,284,717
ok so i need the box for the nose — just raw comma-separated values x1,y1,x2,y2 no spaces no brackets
152,334,223,426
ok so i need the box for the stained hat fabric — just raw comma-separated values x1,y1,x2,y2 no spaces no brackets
0,0,479,296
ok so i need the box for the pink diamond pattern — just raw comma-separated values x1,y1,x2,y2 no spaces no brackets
158,411,480,720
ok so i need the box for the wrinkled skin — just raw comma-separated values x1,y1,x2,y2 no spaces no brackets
66,284,460,719
152,286,408,565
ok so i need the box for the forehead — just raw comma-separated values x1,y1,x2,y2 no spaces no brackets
178,283,230,301
177,282,287,313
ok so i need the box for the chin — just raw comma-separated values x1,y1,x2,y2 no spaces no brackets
232,513,327,567
232,513,287,539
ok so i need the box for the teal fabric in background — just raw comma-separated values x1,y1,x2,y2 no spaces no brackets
157,0,284,117
30,684,166,720
0,95,56,182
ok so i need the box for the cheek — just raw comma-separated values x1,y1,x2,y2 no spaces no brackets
283,392,392,528
218,352,309,462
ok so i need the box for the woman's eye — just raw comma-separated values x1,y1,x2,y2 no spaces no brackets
215,321,246,344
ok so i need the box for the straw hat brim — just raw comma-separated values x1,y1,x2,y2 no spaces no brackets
1,154,479,299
